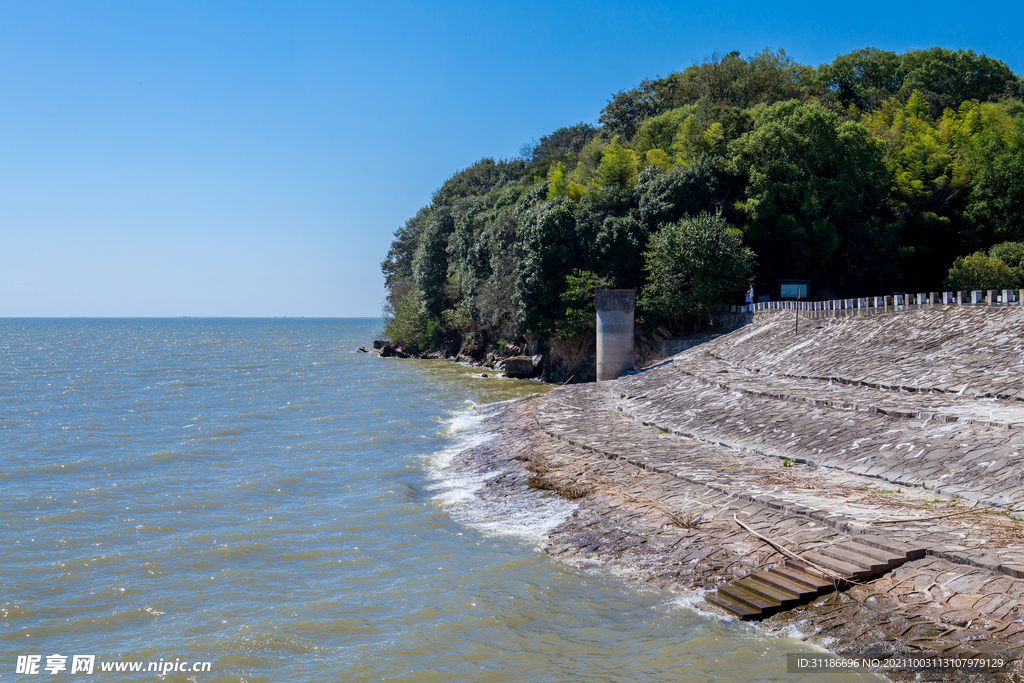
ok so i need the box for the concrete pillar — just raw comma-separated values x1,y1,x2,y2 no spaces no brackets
957,291,966,305
942,292,953,305
1003,290,1013,304
929,292,939,305
596,289,635,382
988,289,998,304
971,290,983,304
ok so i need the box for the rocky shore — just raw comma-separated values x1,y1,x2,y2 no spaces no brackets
367,327,676,382
456,306,1024,682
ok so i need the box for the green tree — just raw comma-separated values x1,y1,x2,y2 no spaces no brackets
819,47,904,111
632,106,695,157
381,207,430,288
526,122,598,177
730,100,896,295
638,157,743,231
943,252,1017,290
860,93,962,289
556,270,614,338
431,158,528,208
956,107,1024,244
382,279,441,350
514,200,581,334
989,241,1024,286
547,161,569,199
640,212,756,325
411,210,455,318
594,137,639,188
900,47,1018,114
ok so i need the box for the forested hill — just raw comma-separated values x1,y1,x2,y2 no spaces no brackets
381,46,1024,356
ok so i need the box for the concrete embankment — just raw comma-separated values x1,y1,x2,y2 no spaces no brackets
478,306,1024,682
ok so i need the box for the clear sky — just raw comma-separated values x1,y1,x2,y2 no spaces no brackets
2,1,1022,317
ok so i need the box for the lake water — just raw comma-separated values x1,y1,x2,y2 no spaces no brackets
0,318,882,682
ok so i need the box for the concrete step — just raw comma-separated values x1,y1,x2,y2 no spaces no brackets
815,545,890,573
755,569,825,600
777,562,836,591
706,529,930,621
800,551,874,580
737,575,802,608
705,591,760,620
832,541,903,569
849,534,926,560
718,584,782,613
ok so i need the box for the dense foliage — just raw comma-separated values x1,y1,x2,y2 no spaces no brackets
640,212,756,327
383,46,1024,352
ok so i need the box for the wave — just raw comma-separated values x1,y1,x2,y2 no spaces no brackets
424,403,577,542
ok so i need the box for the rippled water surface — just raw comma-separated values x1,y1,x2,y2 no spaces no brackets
0,319,883,682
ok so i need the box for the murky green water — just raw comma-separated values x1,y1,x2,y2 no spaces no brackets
0,319,883,681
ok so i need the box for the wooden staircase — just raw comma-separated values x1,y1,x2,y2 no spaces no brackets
706,534,926,620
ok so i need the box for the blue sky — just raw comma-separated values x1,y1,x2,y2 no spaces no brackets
2,1,1022,317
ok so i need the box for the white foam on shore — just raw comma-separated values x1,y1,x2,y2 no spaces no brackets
764,618,821,646
669,589,734,621
424,404,577,542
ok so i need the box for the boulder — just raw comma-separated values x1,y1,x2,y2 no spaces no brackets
505,355,540,378
372,340,388,349
378,344,409,358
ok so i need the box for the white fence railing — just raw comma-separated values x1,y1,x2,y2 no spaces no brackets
730,289,1024,314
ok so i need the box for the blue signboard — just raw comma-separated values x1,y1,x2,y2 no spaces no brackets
779,282,809,299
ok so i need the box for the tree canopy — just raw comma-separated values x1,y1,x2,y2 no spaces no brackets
381,45,1024,354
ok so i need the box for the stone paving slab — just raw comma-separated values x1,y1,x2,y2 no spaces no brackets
615,349,1024,508
536,383,1024,580
712,307,1024,401
665,352,1024,429
476,393,1024,681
